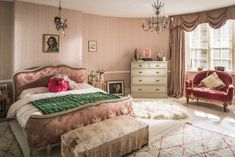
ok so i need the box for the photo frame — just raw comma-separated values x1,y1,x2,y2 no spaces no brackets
142,48,152,61
42,34,60,53
88,40,97,52
106,80,124,96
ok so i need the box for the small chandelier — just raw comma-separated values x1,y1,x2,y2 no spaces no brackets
142,0,169,33
54,0,68,35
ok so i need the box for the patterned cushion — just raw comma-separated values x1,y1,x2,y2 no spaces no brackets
48,77,69,93
200,72,226,90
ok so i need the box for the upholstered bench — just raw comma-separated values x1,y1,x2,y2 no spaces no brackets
61,115,149,157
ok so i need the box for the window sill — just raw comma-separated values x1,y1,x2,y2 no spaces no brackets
186,70,235,75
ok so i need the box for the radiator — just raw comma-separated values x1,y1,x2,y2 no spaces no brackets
0,83,8,117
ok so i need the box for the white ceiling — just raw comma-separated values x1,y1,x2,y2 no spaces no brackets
17,0,235,17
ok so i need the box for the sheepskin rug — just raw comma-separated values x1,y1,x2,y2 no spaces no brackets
133,99,188,120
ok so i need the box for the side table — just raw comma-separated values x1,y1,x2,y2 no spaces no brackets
88,81,106,91
0,93,10,118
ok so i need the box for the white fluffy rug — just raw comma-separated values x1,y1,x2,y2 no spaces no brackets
133,99,188,120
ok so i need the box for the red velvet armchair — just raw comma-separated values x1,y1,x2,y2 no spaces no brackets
185,70,234,112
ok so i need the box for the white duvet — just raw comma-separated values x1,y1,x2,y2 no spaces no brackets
7,88,104,128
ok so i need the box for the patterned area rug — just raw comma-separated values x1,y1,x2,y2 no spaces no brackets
0,122,23,157
127,123,235,157
133,99,188,120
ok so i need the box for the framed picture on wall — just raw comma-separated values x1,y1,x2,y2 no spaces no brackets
42,34,60,53
88,40,97,52
106,80,124,96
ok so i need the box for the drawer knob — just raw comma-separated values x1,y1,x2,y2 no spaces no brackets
139,80,142,82
156,65,160,67
139,71,143,74
155,89,159,91
156,80,160,82
139,65,143,67
138,89,142,91
156,72,159,74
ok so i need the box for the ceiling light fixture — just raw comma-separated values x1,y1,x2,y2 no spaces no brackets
54,0,68,35
142,0,169,33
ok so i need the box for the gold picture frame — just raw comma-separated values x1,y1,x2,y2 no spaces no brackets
42,34,60,53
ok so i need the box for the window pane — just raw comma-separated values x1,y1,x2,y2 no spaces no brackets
188,20,233,72
221,50,231,59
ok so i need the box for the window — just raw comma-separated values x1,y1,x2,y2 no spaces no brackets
187,20,234,72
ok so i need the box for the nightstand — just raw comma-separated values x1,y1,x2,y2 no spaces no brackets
0,93,10,118
88,81,106,91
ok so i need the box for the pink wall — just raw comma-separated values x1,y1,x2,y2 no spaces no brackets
0,1,14,80
82,13,169,72
82,13,169,88
14,1,83,72
1,1,170,90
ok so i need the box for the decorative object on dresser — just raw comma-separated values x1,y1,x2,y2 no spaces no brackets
61,115,149,157
134,48,140,61
88,40,97,52
107,80,124,96
0,84,10,118
131,61,168,98
142,48,152,61
157,50,164,61
42,34,59,52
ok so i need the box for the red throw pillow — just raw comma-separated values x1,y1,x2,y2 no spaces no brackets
48,77,69,93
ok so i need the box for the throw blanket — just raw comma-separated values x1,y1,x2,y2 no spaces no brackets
32,92,120,115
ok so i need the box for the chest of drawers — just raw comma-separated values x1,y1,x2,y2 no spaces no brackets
131,61,168,98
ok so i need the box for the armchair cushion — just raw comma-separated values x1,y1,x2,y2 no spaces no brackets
200,72,226,90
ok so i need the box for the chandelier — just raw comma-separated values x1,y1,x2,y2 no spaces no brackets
142,0,169,33
54,0,68,35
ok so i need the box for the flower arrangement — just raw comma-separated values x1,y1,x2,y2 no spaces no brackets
48,77,69,92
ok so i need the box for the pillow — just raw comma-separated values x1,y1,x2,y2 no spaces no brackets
16,75,52,99
54,73,77,90
18,87,49,99
70,83,94,90
48,77,69,93
199,72,226,90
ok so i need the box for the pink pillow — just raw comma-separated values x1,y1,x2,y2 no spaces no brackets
48,77,69,93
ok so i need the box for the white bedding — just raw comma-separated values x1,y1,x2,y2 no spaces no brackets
7,88,104,128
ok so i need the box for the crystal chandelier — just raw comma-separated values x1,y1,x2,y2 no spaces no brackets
54,0,68,35
142,0,169,33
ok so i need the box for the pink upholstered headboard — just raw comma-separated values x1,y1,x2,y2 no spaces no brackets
14,65,87,100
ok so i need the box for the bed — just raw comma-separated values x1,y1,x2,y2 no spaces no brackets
7,65,133,155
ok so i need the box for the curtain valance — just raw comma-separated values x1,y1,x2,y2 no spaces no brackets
170,5,235,32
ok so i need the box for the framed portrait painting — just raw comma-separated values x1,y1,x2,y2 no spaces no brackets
107,80,124,96
88,40,97,52
42,34,60,53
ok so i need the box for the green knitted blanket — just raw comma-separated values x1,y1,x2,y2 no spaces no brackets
32,92,120,115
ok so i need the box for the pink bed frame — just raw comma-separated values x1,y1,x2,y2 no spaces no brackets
13,65,133,156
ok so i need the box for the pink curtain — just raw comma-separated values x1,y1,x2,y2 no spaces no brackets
168,5,235,97
168,27,185,97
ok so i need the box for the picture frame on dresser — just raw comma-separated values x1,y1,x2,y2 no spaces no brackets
107,80,124,96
